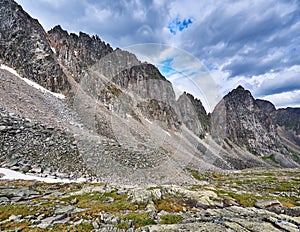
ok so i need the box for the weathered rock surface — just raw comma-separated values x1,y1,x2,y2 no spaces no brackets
177,92,210,138
47,25,113,81
274,107,300,135
211,85,281,155
0,168,299,231
1,0,300,188
0,0,69,93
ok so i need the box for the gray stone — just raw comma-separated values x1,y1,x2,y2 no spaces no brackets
0,197,10,203
41,214,67,224
21,165,31,173
55,205,74,215
37,214,46,220
0,125,7,131
92,220,100,229
70,198,78,205
255,200,282,209
8,214,22,221
8,159,18,167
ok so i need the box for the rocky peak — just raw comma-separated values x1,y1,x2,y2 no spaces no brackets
256,99,276,113
113,62,175,102
224,85,254,109
0,0,69,93
211,86,281,155
236,85,245,90
177,92,209,138
47,25,113,81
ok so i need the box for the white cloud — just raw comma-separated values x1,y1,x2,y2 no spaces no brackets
262,90,300,108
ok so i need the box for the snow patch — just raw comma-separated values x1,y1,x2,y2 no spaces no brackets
163,130,171,137
0,64,21,78
0,168,87,183
50,46,56,54
145,118,153,124
0,64,65,100
22,77,65,99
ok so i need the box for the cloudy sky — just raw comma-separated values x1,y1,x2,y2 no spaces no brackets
15,0,300,111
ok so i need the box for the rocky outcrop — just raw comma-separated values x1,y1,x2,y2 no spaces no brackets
0,0,69,92
138,99,181,130
211,85,282,155
274,107,300,135
113,63,176,105
0,168,299,231
78,49,181,129
177,92,210,138
47,25,113,81
256,99,276,113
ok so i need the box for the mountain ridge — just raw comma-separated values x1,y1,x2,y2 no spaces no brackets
0,0,300,185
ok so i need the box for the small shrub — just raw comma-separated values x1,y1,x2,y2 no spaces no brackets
262,154,279,164
122,212,155,228
160,214,183,224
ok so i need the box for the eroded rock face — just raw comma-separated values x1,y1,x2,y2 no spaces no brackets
47,25,113,81
177,92,210,138
274,107,300,135
0,0,69,93
211,85,281,155
256,99,276,113
75,49,181,130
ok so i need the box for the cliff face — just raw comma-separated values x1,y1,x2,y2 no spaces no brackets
211,86,281,155
256,99,276,113
274,108,300,136
47,25,113,81
177,92,210,138
0,0,69,92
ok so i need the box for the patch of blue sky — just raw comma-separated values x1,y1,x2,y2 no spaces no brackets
205,62,219,71
158,57,203,82
158,58,174,74
167,17,193,35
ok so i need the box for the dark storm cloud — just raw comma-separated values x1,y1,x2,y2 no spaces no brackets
14,0,300,108
180,0,300,79
16,0,170,47
255,71,300,96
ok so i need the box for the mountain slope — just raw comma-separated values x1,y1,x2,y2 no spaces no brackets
211,85,300,167
0,0,299,185
0,0,69,92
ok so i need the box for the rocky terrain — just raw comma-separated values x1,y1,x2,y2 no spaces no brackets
0,0,300,181
211,86,300,167
0,0,300,184
0,106,93,180
0,1,300,231
0,168,299,231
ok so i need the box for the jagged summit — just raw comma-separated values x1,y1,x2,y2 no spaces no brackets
47,25,114,81
212,85,280,154
236,85,245,90
177,92,209,138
